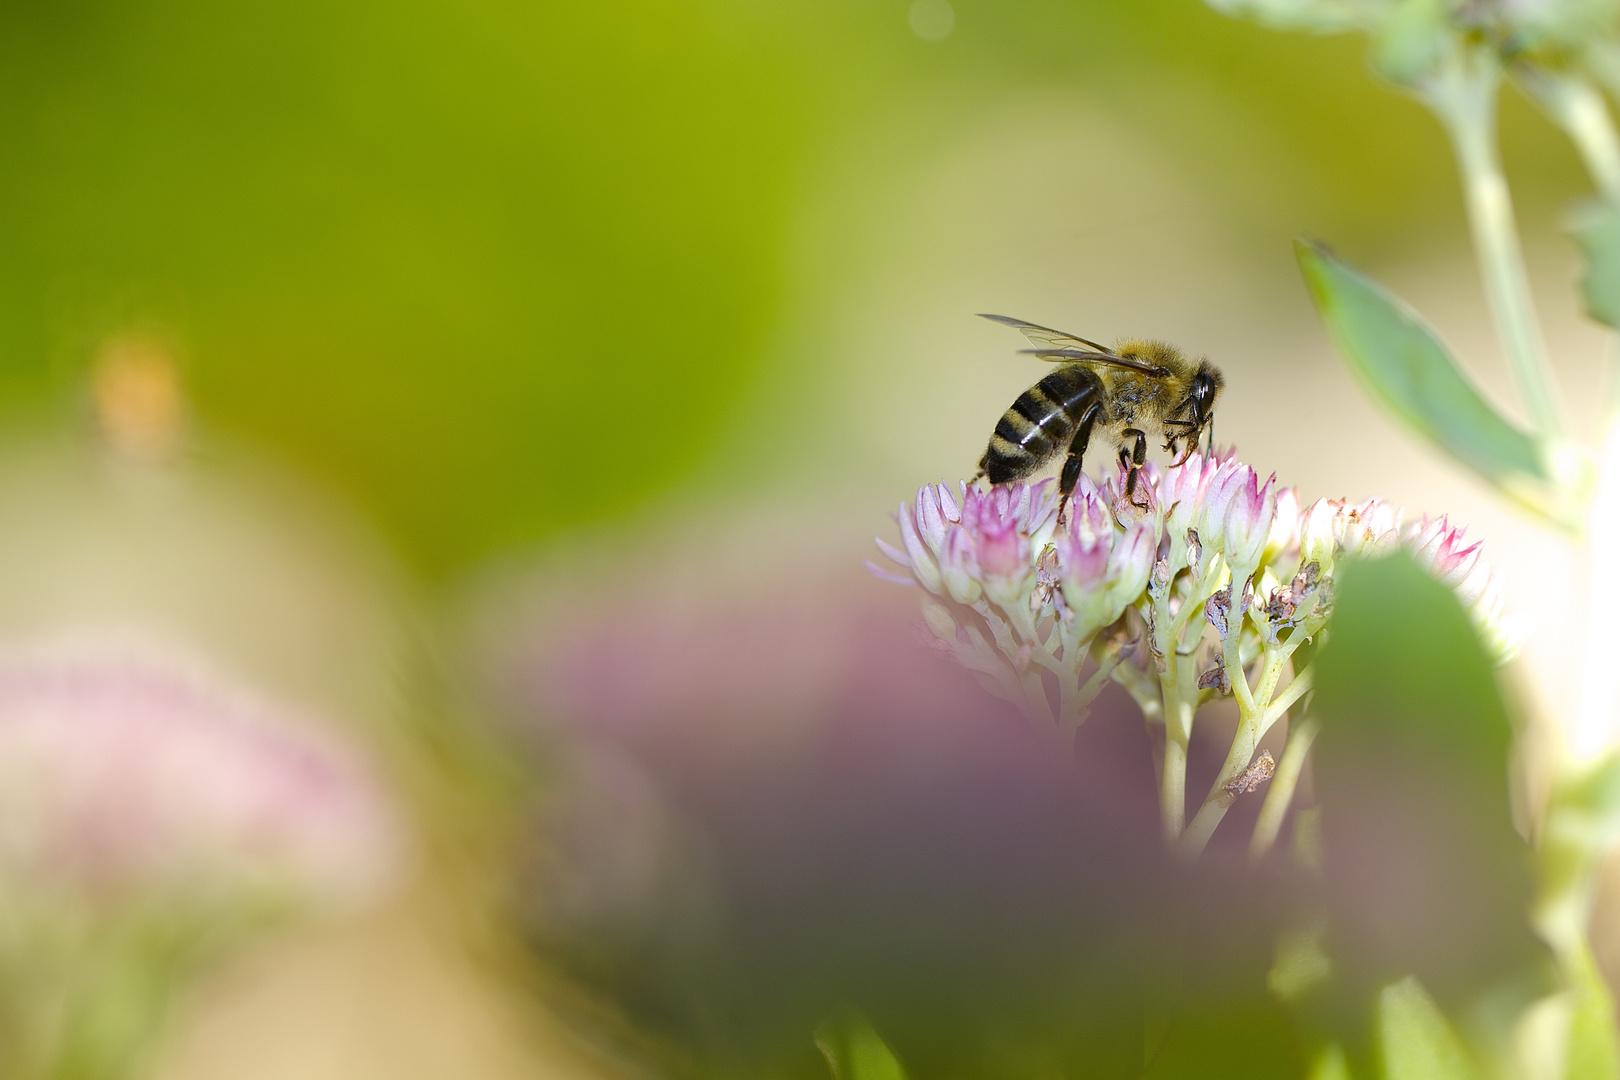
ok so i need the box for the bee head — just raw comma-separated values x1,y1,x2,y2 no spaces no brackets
1189,362,1223,428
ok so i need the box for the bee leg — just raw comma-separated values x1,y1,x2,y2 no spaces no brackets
1162,419,1195,455
1121,428,1151,508
1055,404,1101,527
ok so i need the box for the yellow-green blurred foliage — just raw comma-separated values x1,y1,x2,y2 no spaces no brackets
0,3,1609,1078
0,0,1590,574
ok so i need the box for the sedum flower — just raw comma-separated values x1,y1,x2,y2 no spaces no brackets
870,481,1058,608
1053,486,1156,636
1105,462,1165,536
940,482,1058,608
869,482,963,595
1291,498,1524,663
1161,449,1232,545
1261,487,1304,570
1300,496,1401,573
1200,461,1280,575
871,451,1527,729
1403,515,1527,663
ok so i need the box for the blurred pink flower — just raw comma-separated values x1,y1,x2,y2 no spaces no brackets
1403,515,1489,604
0,637,402,909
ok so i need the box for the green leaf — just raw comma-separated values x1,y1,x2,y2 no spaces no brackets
1571,199,1620,330
1564,942,1620,1080
1310,554,1551,1052
1309,1043,1355,1080
1377,977,1483,1080
815,1013,908,1080
1295,240,1579,526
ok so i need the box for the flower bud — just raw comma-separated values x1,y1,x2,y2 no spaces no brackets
1055,499,1154,637
1201,462,1277,574
921,597,958,644
1260,487,1302,571
1332,498,1402,559
1161,450,1227,542
1298,497,1339,571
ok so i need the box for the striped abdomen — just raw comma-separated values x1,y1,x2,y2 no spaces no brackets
980,365,1104,483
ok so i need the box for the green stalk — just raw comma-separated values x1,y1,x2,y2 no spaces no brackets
1157,640,1191,845
1066,643,1122,723
1180,648,1290,859
1151,570,1195,846
1426,47,1565,442
1515,66,1620,203
1248,714,1320,864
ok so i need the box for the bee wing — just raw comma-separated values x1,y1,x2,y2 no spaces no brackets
1017,348,1170,377
978,313,1109,353
978,314,1170,376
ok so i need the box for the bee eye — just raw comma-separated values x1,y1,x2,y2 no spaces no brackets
1191,373,1217,423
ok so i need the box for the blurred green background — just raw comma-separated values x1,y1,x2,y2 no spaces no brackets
2,3,1614,1079
0,0,1589,577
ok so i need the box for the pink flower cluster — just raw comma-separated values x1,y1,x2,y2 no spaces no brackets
1297,498,1515,657
872,449,1521,665
0,637,403,908
869,480,1059,610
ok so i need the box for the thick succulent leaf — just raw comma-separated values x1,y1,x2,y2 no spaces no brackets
1310,554,1550,1059
816,1013,907,1080
1296,241,1576,524
1571,199,1620,329
1377,977,1482,1080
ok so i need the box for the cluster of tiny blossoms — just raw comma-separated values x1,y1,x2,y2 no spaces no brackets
870,450,1524,852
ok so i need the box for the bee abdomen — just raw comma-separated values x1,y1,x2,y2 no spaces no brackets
980,366,1102,484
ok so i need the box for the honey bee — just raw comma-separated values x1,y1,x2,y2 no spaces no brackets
974,314,1224,524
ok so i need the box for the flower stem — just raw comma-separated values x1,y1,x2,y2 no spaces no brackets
1248,714,1319,864
1066,644,1121,724
1161,729,1187,847
1427,46,1564,442
1258,664,1313,738
1515,65,1620,203
1154,580,1197,845
1157,649,1195,845
1180,648,1291,859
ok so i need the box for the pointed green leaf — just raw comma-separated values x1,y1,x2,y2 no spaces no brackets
1571,199,1620,329
1378,977,1483,1080
1295,241,1578,525
1565,942,1620,1080
1310,1043,1355,1080
815,1013,907,1080
1310,555,1551,1052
